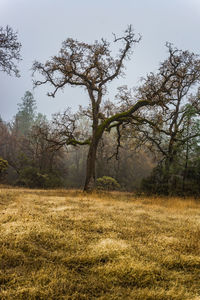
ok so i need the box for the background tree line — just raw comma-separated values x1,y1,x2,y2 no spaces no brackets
1,25,200,195
0,91,153,190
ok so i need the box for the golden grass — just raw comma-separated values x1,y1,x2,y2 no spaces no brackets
0,187,200,299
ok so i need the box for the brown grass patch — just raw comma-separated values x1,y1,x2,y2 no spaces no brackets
0,187,200,299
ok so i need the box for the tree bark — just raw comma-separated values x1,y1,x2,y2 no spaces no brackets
83,90,104,191
164,151,173,195
83,138,98,191
182,138,189,194
84,127,104,191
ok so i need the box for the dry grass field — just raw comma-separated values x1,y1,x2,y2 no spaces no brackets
0,187,200,299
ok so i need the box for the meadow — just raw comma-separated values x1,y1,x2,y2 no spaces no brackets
0,187,200,299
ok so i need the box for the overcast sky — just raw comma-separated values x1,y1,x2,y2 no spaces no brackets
0,0,200,121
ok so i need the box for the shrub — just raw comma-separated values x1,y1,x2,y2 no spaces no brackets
0,157,8,181
17,167,63,188
96,176,120,191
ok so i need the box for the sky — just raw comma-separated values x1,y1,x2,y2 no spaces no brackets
0,0,200,121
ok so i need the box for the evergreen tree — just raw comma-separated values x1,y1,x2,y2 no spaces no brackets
15,91,36,136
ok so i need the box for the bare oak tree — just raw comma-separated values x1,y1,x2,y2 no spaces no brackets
33,26,171,191
0,26,21,76
129,44,200,194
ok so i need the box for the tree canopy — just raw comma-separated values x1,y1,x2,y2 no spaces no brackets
33,26,175,191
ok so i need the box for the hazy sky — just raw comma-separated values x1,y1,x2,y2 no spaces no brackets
1,0,200,121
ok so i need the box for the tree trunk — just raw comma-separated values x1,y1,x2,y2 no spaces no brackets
182,139,189,194
163,137,176,195
83,89,103,191
182,119,190,195
163,159,170,195
83,136,99,191
164,153,173,195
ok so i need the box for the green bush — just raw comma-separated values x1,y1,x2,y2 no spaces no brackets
96,176,120,191
17,167,63,188
44,172,63,188
141,163,200,196
0,157,8,181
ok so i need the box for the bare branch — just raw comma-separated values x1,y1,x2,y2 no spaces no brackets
0,26,21,76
